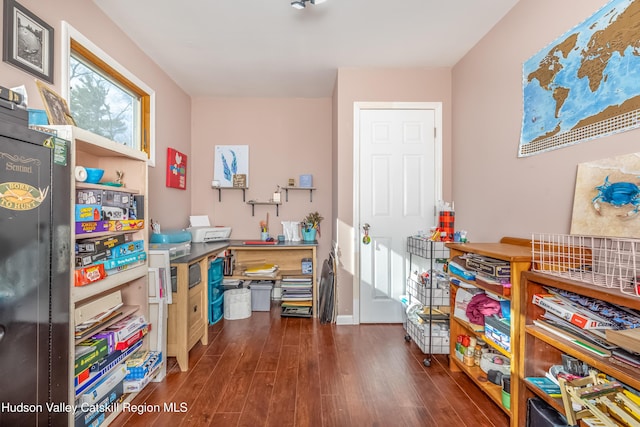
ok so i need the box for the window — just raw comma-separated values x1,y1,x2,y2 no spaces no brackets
61,23,155,165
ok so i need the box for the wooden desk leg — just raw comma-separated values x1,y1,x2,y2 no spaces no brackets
200,258,209,346
176,265,189,372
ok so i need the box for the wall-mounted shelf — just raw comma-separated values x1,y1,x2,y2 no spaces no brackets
247,200,281,216
282,186,316,202
212,186,247,202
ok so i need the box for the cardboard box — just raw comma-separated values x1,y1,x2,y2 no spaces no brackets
75,221,109,235
466,256,511,278
98,252,146,270
532,294,616,329
76,189,103,205
74,264,107,287
107,219,144,232
75,249,111,267
75,204,101,222
109,240,144,259
75,338,109,375
105,314,147,342
103,190,132,208
484,315,511,352
76,234,130,254
101,206,129,221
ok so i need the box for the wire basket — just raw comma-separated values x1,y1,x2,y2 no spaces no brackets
531,233,640,297
406,236,449,261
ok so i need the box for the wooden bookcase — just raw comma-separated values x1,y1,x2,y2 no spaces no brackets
50,125,150,426
518,271,640,426
446,240,531,427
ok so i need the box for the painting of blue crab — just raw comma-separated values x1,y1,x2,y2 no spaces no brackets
592,175,640,218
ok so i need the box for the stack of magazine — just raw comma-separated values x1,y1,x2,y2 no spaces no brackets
281,277,312,317
532,287,640,368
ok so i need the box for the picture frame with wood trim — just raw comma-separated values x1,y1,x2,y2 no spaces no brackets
36,80,76,126
2,0,53,83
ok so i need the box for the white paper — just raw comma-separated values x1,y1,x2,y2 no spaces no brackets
189,215,211,227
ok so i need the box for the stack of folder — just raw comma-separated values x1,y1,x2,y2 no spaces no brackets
244,263,278,278
281,277,312,317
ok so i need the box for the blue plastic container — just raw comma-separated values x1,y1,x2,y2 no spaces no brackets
28,109,48,125
149,230,192,244
209,294,224,324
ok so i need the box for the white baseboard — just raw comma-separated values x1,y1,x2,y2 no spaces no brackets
336,315,356,325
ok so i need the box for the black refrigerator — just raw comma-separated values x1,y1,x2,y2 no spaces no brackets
0,116,70,426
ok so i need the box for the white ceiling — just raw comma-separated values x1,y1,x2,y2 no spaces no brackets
93,0,519,98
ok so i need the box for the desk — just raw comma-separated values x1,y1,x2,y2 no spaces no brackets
227,240,318,316
169,242,228,371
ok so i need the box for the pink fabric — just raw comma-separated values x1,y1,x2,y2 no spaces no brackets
466,293,501,325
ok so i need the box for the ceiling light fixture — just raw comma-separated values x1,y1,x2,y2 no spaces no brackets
291,0,326,9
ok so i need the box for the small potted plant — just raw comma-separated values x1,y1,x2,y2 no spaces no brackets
301,211,323,241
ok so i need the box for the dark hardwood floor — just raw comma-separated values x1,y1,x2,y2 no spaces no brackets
111,303,508,427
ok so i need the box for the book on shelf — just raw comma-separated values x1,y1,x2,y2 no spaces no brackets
540,314,618,350
75,338,109,375
281,277,312,282
0,85,24,105
611,348,640,368
525,376,562,397
77,364,128,405
533,320,611,357
605,327,640,355
281,300,312,307
75,339,143,396
532,294,616,330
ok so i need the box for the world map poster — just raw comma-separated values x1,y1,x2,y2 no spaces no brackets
519,0,640,157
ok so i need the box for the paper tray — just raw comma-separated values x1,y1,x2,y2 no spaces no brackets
281,306,312,318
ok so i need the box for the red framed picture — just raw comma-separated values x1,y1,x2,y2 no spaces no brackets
166,148,187,190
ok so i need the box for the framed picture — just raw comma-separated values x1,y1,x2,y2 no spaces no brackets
166,147,187,190
214,145,249,188
2,0,53,83
35,80,76,126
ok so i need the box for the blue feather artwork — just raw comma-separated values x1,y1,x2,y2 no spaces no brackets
231,150,237,175
222,154,231,182
214,145,249,187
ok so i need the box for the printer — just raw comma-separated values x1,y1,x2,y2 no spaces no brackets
187,215,232,243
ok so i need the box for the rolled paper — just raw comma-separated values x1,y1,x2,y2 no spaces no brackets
75,166,88,182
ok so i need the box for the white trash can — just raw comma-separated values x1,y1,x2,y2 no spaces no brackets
224,288,251,320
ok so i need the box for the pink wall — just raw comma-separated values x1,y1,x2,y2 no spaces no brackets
452,0,639,242
190,98,333,257
0,0,192,231
334,68,453,319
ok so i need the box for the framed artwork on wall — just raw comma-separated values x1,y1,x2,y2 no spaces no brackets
2,0,54,83
570,152,640,238
214,145,249,188
35,80,75,125
166,147,187,190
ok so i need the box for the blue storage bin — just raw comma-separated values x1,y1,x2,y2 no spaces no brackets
28,109,48,125
208,257,224,285
209,294,223,324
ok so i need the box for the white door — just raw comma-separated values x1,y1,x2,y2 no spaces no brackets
357,106,440,323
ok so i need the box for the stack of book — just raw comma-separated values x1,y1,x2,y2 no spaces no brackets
0,85,28,125
532,287,640,368
281,277,312,317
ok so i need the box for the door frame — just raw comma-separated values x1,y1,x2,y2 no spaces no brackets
352,102,443,324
